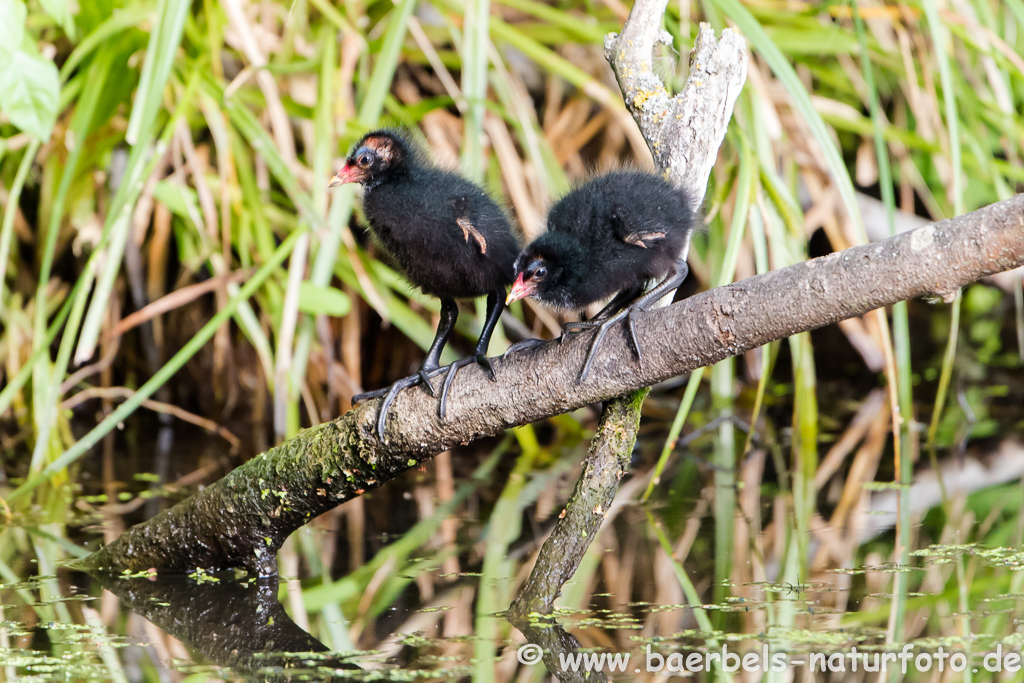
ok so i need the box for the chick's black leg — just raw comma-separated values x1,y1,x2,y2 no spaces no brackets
501,285,643,360
560,285,644,341
577,258,689,383
591,285,646,321
358,299,458,440
439,290,504,420
352,299,459,402
472,290,505,377
419,298,460,393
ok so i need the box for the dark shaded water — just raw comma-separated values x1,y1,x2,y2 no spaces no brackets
4,514,1024,681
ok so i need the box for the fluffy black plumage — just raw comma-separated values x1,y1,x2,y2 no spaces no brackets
330,129,520,433
508,171,694,310
506,171,696,382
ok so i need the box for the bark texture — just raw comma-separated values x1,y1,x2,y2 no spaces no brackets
508,389,649,618
606,18,746,196
79,193,1024,576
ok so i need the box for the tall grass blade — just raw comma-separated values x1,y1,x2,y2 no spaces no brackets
28,50,115,473
74,0,191,366
923,0,965,451
473,431,538,683
7,228,307,502
0,141,39,322
461,0,490,181
852,4,916,663
711,134,753,608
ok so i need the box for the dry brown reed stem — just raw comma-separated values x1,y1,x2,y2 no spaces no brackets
59,386,241,451
100,268,252,342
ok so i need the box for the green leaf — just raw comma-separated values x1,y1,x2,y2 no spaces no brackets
0,0,26,56
0,50,60,139
297,282,352,317
37,0,66,21
38,0,75,38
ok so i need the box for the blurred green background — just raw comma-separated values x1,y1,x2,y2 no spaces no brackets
1,0,1024,679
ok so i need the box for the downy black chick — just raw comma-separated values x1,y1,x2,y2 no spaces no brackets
505,171,696,382
329,130,519,435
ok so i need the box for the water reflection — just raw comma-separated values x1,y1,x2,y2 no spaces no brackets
0,552,1021,682
508,614,608,683
92,571,358,680
84,570,623,682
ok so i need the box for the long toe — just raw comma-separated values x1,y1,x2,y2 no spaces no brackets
375,369,447,438
438,358,474,420
417,368,439,397
562,320,599,335
475,354,496,381
626,307,644,360
352,387,390,403
377,380,410,440
576,331,604,384
576,315,625,383
559,327,584,344
503,338,548,357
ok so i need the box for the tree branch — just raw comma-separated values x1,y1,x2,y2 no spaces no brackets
509,15,748,616
606,21,747,202
79,192,1024,576
508,388,649,618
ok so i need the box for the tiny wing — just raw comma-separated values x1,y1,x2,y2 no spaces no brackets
453,196,488,254
610,203,666,249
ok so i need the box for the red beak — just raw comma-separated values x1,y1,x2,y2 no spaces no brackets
506,273,535,304
328,164,360,188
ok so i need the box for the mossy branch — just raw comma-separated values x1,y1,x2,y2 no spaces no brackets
76,189,1024,576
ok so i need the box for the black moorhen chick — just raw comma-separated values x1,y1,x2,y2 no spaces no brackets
505,171,696,382
329,130,519,435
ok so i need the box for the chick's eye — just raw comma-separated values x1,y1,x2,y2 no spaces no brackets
533,267,547,280
357,154,372,167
